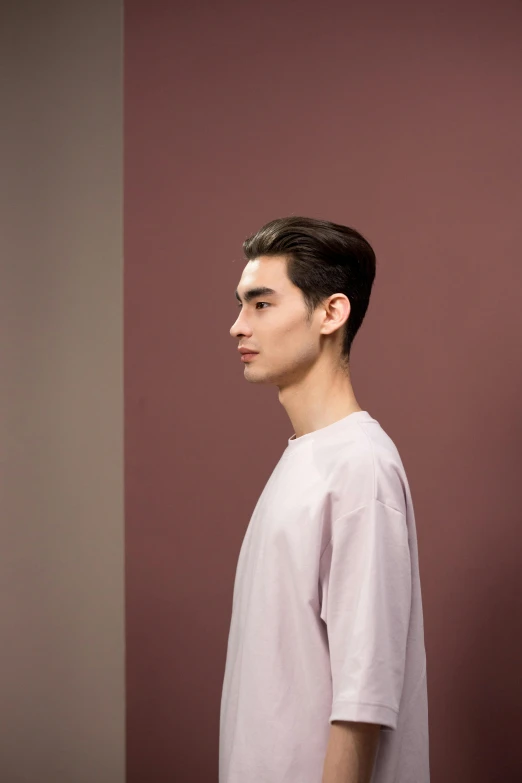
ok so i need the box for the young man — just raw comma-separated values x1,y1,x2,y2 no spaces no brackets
220,217,429,783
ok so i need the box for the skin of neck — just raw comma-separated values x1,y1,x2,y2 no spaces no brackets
278,338,362,440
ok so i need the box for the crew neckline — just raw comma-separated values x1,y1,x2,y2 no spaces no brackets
286,410,373,451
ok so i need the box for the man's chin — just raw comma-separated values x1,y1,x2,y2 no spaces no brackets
244,372,266,384
243,366,272,384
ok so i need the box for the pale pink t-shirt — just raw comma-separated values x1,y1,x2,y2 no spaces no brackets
219,410,429,783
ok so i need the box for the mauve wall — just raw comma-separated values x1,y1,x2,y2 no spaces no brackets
1,2,124,782
124,2,522,782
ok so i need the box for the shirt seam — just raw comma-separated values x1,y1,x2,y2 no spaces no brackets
331,698,399,714
319,499,406,564
352,419,406,518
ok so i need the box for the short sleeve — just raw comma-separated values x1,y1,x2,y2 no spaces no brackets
319,499,412,731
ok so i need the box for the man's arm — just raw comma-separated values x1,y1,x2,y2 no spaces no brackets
321,720,381,783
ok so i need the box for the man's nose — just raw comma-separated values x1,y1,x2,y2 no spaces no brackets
230,317,241,337
230,312,249,338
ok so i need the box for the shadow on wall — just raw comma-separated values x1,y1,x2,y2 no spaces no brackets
446,537,520,781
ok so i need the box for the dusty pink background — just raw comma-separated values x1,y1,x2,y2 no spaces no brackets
124,1,522,781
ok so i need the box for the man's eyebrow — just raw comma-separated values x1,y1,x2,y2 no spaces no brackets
235,286,278,303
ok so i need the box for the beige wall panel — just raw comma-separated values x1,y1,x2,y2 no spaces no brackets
0,2,124,782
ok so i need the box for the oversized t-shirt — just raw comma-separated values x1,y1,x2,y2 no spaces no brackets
219,410,429,783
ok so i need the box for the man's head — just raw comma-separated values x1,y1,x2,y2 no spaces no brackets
230,216,376,385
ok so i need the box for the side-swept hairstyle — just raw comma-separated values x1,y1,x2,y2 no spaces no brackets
243,216,376,367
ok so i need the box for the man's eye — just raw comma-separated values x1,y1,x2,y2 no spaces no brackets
236,302,269,309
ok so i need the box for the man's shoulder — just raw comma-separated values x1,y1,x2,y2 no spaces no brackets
325,430,408,518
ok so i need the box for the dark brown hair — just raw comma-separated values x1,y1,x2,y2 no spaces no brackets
243,216,376,367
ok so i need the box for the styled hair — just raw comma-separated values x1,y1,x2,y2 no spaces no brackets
243,216,376,367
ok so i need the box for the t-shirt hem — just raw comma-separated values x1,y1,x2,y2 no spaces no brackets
329,699,398,731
